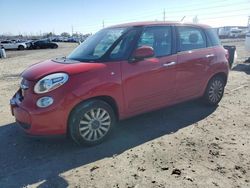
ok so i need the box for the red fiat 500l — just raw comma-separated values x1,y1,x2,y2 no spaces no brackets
10,22,229,145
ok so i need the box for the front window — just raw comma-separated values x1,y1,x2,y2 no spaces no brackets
67,27,128,61
137,26,172,57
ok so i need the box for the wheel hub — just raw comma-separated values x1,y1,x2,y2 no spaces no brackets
91,120,101,130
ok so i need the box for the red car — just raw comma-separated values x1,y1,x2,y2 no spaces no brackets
10,22,229,145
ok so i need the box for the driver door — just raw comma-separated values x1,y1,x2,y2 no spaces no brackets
122,26,177,115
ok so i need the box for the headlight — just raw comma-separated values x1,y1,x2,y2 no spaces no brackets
34,73,69,94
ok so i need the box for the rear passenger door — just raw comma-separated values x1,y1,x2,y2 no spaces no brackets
175,26,214,101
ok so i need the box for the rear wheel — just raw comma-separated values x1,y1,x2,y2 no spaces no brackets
203,76,225,106
69,100,116,145
18,45,25,50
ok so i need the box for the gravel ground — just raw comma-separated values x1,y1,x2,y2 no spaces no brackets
0,41,249,188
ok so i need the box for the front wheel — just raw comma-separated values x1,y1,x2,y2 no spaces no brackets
68,100,116,146
203,76,225,106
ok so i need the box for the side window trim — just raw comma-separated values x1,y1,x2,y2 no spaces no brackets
172,25,178,55
176,25,207,53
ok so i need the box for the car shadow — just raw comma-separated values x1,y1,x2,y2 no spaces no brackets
0,100,217,187
232,63,250,75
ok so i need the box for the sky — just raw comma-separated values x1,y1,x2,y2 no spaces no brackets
1,0,250,35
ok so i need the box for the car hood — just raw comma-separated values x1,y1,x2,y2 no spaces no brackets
22,59,105,81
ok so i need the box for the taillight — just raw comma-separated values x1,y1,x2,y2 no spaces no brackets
225,49,229,61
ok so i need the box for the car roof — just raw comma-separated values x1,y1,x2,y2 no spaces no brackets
108,21,211,29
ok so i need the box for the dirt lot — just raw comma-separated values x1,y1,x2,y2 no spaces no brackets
0,41,249,188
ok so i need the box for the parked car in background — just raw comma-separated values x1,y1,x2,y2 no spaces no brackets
31,40,58,49
10,21,229,145
66,37,79,43
24,40,33,49
0,40,27,50
52,37,62,42
229,28,243,38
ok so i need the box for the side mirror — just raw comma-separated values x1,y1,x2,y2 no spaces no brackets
132,46,154,62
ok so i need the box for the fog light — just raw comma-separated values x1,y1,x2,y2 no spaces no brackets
36,97,53,108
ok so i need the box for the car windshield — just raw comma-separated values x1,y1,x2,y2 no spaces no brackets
67,27,127,62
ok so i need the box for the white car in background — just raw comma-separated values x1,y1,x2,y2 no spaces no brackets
0,40,27,50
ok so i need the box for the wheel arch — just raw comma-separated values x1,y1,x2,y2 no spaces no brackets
67,95,119,135
209,72,228,85
203,71,228,96
18,45,25,49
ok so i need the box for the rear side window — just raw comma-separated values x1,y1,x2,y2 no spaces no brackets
205,28,221,46
137,26,172,57
177,26,206,52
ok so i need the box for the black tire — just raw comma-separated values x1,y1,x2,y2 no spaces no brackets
68,100,116,146
203,76,226,106
18,45,25,50
52,44,58,49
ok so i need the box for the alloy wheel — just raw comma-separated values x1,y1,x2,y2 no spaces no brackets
208,80,224,103
78,108,111,141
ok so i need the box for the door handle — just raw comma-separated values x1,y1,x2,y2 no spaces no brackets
205,54,215,58
162,61,176,67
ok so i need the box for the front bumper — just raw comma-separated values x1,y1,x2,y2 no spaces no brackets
10,90,68,136
10,91,31,128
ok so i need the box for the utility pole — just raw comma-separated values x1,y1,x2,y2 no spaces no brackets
248,16,250,31
193,15,199,24
71,25,74,36
102,20,105,28
163,9,166,22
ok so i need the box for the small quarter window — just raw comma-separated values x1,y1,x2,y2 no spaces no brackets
93,29,125,57
109,29,137,60
205,28,221,46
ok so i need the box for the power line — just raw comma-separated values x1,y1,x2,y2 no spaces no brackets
164,7,250,20
71,25,74,35
71,1,250,33
104,2,249,25
201,13,249,21
102,0,244,25
104,0,231,19
166,1,249,13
